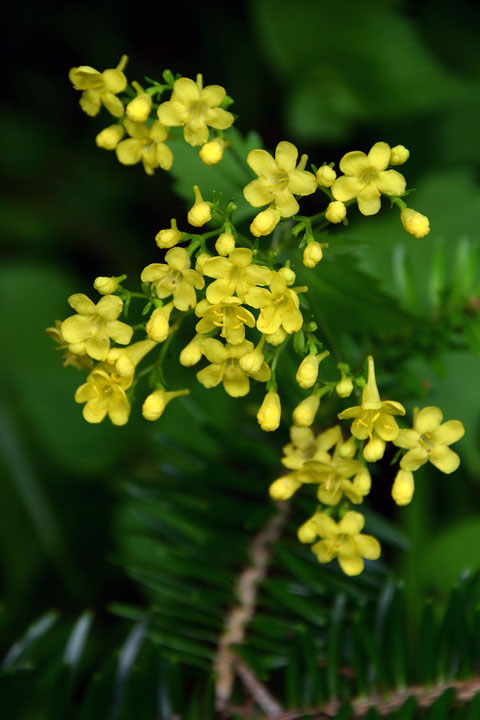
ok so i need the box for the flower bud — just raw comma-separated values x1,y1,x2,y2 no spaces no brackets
400,208,430,238
146,303,173,343
257,391,281,432
265,328,287,346
339,436,356,459
292,393,320,427
325,201,347,224
269,474,301,500
239,349,264,375
390,145,410,166
179,335,204,366
199,138,225,165
95,125,125,150
316,165,336,187
303,241,323,268
156,219,182,249
353,468,371,495
109,339,156,377
363,435,386,462
336,377,354,398
142,388,189,421
296,354,320,389
94,276,120,295
297,517,318,543
215,232,235,256
250,207,281,237
188,186,212,227
126,93,152,123
392,469,414,505
278,266,296,285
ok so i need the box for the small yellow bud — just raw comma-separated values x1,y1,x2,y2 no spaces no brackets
363,436,386,462
392,469,414,506
126,93,152,123
269,474,301,500
199,138,225,165
257,391,281,432
250,207,280,237
188,186,211,227
336,377,354,398
390,145,410,166
278,266,296,285
296,354,320,389
325,201,347,224
146,303,173,343
195,253,212,274
292,393,320,427
339,436,356,459
94,276,121,295
316,165,336,187
265,328,287,346
353,468,371,495
179,335,204,367
303,241,323,269
96,125,125,150
156,219,182,249
142,388,189,421
400,208,430,238
239,349,264,375
297,517,318,543
215,232,235,256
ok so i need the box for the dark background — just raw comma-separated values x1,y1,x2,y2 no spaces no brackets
2,0,480,652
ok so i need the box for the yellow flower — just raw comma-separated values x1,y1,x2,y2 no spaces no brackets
400,208,430,238
303,241,324,268
188,185,212,227
325,200,347,224
141,247,204,311
61,294,132,361
196,338,270,397
126,82,152,123
46,321,93,370
338,356,405,460
392,469,415,506
316,165,336,187
390,145,410,166
257,391,281,432
75,362,132,425
115,119,172,175
107,339,157,377
69,56,128,117
296,351,328,389
146,302,174,343
157,74,234,147
142,388,189,421
307,511,381,576
202,248,271,304
244,141,317,234
244,272,304,335
195,297,256,345
282,425,317,470
155,219,182,249
331,142,406,216
394,406,464,474
199,138,225,165
96,125,125,150
215,232,235,256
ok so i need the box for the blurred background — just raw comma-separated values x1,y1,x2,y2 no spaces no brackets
1,0,480,665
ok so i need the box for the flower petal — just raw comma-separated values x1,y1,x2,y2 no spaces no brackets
86,334,110,360
433,420,465,446
107,320,133,344
201,338,228,364
61,315,94,343
201,84,225,107
394,429,420,449
174,281,196,311
96,295,123,320
244,178,275,207
339,151,369,176
375,169,406,196
312,539,335,563
274,141,298,172
331,175,364,202
282,306,303,333
338,553,364,576
400,447,429,472
223,365,250,397
357,184,381,216
355,534,381,560
287,169,317,196
247,149,278,178
205,107,234,130
196,363,223,389
314,514,338,538
338,511,364,535
68,293,96,314
155,143,173,171
184,121,209,146
116,138,144,165
108,395,130,426
172,77,200,106
230,248,253,268
415,406,443,434
157,100,189,126
374,414,399,441
430,446,461,474
273,188,299,217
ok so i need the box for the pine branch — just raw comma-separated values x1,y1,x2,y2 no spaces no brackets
214,501,289,715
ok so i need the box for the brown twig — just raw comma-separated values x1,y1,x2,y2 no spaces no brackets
214,502,289,715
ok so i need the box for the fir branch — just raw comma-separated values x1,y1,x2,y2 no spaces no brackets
214,502,289,715
271,675,480,719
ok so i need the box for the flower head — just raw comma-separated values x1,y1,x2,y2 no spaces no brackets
141,247,204,311
69,56,128,118
61,294,132,361
331,142,406,216
196,338,270,397
305,511,381,576
157,74,234,147
195,297,256,345
46,321,93,370
244,272,304,335
75,362,132,425
202,248,271,304
394,406,464,474
115,119,172,175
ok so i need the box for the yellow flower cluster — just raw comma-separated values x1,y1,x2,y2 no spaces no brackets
267,355,464,575
69,60,235,173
